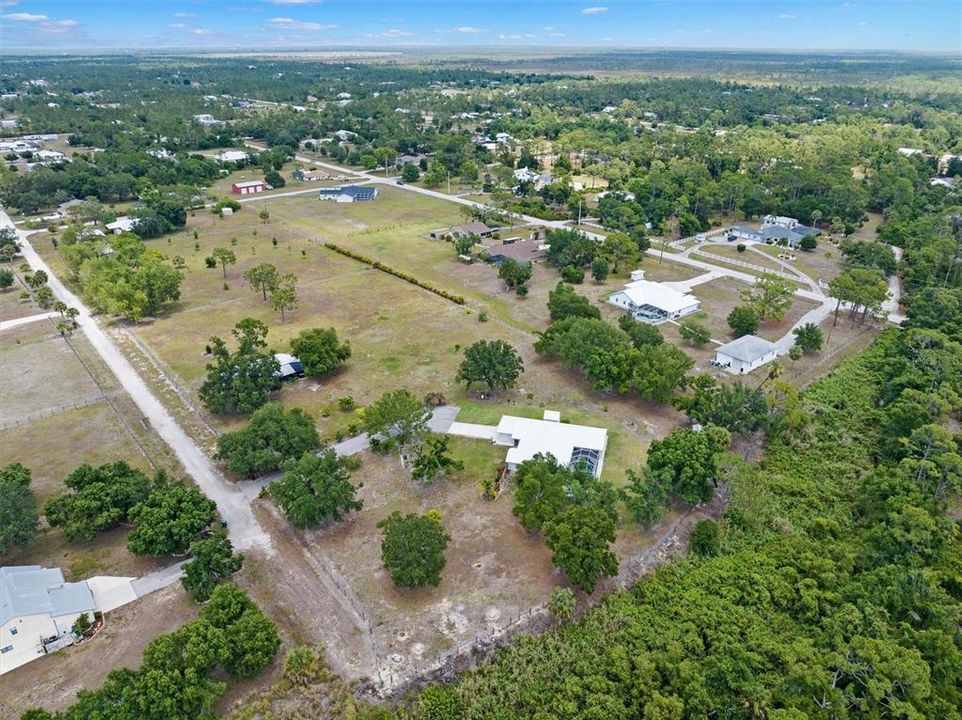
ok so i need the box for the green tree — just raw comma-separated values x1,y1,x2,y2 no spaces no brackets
269,272,297,321
740,272,795,321
453,233,476,257
402,162,420,182
216,403,320,477
364,388,430,448
181,531,243,602
590,256,609,282
258,207,270,224
269,450,362,528
619,313,664,347
0,267,15,290
548,587,576,622
547,282,601,321
45,461,154,541
792,322,823,354
243,263,278,301
211,247,236,279
599,231,640,272
378,511,450,588
543,505,618,593
410,435,464,484
264,170,285,188
0,462,39,554
512,456,617,532
679,317,711,346
289,326,351,378
689,519,721,557
727,305,759,337
620,468,671,528
673,375,769,433
201,584,280,678
455,339,524,394
199,319,281,415
498,257,533,289
127,485,217,556
646,425,731,504
899,424,962,502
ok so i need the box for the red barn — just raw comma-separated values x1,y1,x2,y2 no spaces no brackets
232,180,266,195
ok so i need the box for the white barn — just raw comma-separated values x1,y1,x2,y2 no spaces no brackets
713,335,778,374
608,273,700,324
1,566,96,675
494,411,608,478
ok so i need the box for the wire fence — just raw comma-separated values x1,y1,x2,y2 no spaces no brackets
0,393,107,429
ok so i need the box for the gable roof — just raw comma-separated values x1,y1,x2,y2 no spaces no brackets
1,566,95,626
715,334,777,363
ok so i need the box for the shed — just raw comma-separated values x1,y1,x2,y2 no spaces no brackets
713,335,777,374
274,353,304,380
232,180,266,195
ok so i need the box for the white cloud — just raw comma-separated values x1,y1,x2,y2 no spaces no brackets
169,23,186,28
173,12,197,18
457,26,482,33
268,17,336,30
499,34,523,40
548,32,567,37
2,12,49,21
778,13,797,20
266,0,323,4
581,6,608,14
366,28,412,37
857,21,869,26
525,33,536,38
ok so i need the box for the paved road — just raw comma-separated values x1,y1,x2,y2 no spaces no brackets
1,211,273,555
0,311,58,331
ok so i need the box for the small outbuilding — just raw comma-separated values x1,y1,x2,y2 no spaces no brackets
712,334,778,374
273,353,304,380
292,168,331,182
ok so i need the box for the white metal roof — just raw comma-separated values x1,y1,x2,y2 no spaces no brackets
1,566,95,626
618,279,699,314
233,180,265,189
496,415,607,468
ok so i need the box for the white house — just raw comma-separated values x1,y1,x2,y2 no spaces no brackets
215,150,249,163
193,114,221,125
494,412,608,478
495,132,512,144
513,167,539,183
608,272,700,324
712,334,778,374
106,216,138,234
1,566,97,675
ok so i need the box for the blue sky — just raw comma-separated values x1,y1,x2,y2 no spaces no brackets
1,1,959,51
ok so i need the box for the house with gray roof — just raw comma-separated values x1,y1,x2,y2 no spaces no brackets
712,335,778,374
318,185,377,203
728,215,819,248
1,566,96,675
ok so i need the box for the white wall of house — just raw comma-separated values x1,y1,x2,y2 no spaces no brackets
1,611,84,675
714,349,776,374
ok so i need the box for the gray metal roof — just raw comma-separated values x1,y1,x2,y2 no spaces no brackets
318,185,376,199
1,566,95,626
716,334,777,363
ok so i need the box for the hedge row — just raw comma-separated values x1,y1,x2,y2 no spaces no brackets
324,243,466,305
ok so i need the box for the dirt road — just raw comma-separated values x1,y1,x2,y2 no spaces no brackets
2,211,273,555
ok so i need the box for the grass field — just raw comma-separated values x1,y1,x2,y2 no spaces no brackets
0,320,177,579
116,186,686,487
0,270,40,322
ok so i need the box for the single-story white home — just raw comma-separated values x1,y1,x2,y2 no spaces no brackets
712,334,778,374
215,150,249,163
106,216,138,234
494,411,608,478
729,215,820,248
1,566,97,675
608,271,700,324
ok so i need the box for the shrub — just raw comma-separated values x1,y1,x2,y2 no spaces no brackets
736,243,747,252
561,265,585,284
